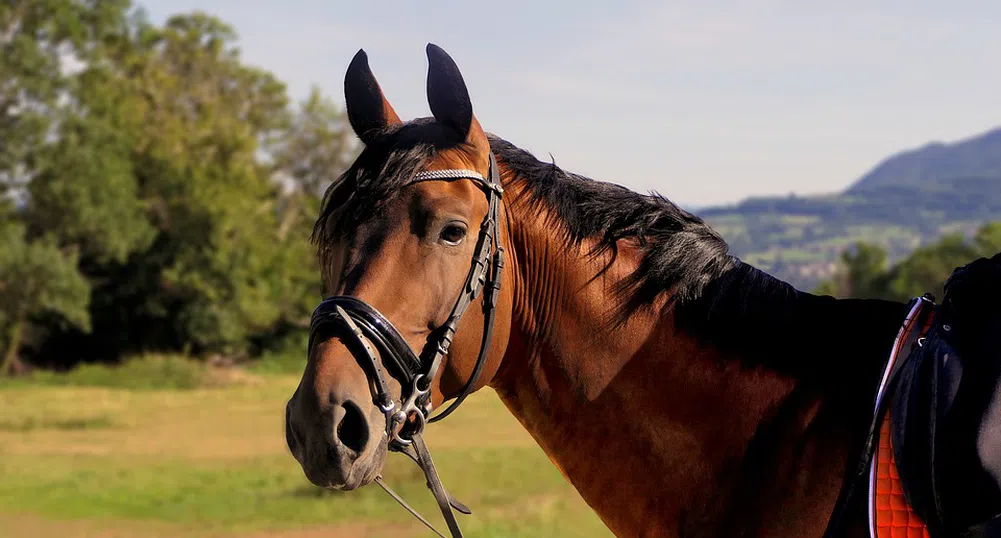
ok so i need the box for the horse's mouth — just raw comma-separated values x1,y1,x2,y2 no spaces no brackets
304,464,369,491
313,442,386,492
327,466,376,491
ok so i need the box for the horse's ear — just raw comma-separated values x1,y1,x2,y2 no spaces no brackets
344,49,402,145
426,43,474,142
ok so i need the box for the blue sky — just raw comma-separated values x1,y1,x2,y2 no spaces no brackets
142,0,1001,207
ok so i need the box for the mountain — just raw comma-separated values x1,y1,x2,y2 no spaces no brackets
698,126,1001,290
849,127,1001,193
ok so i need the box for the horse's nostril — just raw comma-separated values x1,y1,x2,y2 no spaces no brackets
335,400,369,454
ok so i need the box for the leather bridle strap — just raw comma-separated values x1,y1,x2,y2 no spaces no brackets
374,477,448,538
429,223,504,423
306,152,505,538
373,433,467,538
412,433,464,537
412,153,504,398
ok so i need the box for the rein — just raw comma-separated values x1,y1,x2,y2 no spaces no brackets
307,153,505,538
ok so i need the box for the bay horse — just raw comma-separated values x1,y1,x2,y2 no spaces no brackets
284,44,1001,537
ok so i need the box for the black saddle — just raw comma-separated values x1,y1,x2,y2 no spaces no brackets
891,253,1001,536
826,253,1001,538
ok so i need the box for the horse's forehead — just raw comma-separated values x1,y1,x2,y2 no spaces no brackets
412,178,482,208
428,146,478,171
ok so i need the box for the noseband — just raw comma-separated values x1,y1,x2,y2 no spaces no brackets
307,153,505,538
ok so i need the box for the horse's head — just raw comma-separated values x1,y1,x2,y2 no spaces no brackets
285,44,513,491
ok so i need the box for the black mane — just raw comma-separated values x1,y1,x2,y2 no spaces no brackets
313,122,737,318
486,135,736,319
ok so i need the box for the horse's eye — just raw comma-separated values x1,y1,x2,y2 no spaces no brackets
439,224,467,246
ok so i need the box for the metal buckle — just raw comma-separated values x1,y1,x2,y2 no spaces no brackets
378,398,397,427
389,374,431,447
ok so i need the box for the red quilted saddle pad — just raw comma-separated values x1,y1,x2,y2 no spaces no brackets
872,413,930,538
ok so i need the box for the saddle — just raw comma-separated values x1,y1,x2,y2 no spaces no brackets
828,253,1001,538
882,297,1001,537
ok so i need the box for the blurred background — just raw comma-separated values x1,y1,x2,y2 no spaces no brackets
1,1,999,537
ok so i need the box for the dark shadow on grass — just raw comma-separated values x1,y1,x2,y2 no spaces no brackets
286,464,426,499
290,484,350,498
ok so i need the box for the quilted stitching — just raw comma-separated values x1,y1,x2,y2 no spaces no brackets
873,414,930,538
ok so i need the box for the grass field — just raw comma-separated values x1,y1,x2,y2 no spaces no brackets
0,366,611,537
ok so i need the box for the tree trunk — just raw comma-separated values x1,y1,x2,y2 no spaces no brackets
1,316,25,376
276,198,301,242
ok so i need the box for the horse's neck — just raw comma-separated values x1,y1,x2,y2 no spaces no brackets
489,202,910,536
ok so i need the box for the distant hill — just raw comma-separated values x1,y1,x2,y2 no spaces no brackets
699,126,1001,291
849,127,1001,193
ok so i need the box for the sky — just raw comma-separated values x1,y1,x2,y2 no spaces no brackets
142,0,1001,208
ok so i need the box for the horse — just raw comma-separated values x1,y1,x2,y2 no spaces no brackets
284,44,1001,537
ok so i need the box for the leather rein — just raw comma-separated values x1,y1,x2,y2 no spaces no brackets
307,153,505,538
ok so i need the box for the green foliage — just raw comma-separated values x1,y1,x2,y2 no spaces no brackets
975,222,1001,253
1,0,71,178
0,219,90,373
826,242,890,299
5,4,353,369
882,234,982,300
246,331,309,376
264,86,360,325
28,115,154,263
813,221,1001,301
0,0,132,185
270,85,360,198
0,354,216,390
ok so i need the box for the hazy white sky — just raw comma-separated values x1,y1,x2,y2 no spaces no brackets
143,0,1001,207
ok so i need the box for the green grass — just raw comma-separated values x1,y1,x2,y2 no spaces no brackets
0,354,222,391
0,414,117,432
0,373,610,537
0,449,592,535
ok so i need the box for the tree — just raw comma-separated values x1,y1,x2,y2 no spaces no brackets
884,234,981,301
270,86,359,240
23,10,308,362
813,222,1001,301
0,0,128,373
6,5,359,369
814,242,889,298
843,242,890,298
0,0,131,190
271,86,358,197
259,87,359,331
974,222,1001,255
0,219,90,374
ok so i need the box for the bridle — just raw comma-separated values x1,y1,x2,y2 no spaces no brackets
306,152,505,538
